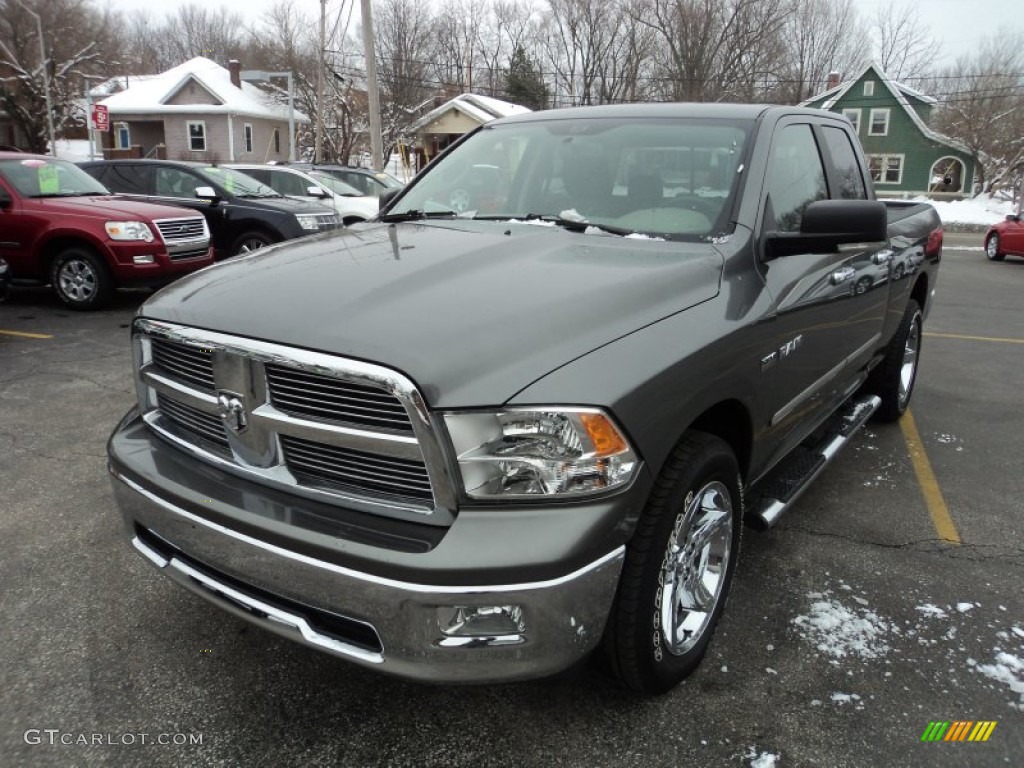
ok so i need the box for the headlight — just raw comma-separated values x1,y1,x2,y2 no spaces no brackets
296,214,320,231
105,221,154,242
444,408,639,499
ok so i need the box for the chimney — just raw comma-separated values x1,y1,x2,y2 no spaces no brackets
826,71,841,91
229,60,241,89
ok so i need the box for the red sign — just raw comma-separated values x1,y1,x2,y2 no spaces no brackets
91,104,109,132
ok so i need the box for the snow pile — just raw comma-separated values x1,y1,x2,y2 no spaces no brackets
745,748,779,767
792,592,892,662
899,194,1016,226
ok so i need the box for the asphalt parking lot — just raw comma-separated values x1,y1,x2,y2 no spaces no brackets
1,233,1021,767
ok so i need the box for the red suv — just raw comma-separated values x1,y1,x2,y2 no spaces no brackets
0,152,213,309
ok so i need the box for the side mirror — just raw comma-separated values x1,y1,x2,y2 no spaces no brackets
307,186,330,198
194,186,220,203
1006,214,1020,223
766,200,887,259
378,187,401,211
0,189,10,209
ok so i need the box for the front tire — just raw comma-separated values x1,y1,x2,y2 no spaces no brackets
985,233,1005,261
867,298,922,421
232,231,275,255
50,247,113,310
602,432,742,695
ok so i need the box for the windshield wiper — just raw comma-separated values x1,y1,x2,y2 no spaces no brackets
519,213,636,237
379,208,457,222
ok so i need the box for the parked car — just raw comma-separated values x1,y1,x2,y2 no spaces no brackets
108,103,942,694
226,164,377,225
0,152,213,309
283,163,405,197
78,160,340,257
984,212,1024,261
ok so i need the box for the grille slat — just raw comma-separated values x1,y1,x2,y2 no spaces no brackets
157,394,229,450
152,339,215,391
282,436,432,500
266,364,412,432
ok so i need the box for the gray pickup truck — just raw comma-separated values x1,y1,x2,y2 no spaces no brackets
107,104,942,695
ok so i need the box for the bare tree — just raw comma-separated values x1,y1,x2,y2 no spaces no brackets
872,2,935,82
0,0,116,152
775,0,868,104
929,32,1024,195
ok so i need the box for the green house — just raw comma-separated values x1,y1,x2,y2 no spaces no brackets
801,63,976,199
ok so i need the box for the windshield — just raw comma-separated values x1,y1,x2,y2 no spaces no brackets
308,171,363,197
199,166,279,197
390,117,751,240
0,157,110,198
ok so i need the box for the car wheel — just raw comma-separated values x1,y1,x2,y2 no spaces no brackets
985,233,1005,261
232,231,274,255
602,431,742,695
50,247,113,310
866,298,922,422
449,188,471,212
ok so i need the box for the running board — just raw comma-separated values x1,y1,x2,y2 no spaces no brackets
751,395,881,528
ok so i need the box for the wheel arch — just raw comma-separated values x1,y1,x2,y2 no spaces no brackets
38,234,108,273
910,272,929,315
681,399,753,482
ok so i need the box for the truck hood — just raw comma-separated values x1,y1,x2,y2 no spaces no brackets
27,194,202,221
141,221,723,406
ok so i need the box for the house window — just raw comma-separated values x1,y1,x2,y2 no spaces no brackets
869,109,890,136
244,124,253,154
868,154,903,185
187,121,207,152
273,128,280,154
842,109,861,134
116,123,130,149
863,81,874,96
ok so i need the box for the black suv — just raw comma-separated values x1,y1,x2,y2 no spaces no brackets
79,160,340,257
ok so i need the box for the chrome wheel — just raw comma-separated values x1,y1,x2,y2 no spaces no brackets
57,258,98,302
986,234,1002,261
659,480,734,656
898,310,921,408
238,237,268,253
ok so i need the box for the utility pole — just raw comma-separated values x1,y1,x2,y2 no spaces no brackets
360,0,384,171
315,0,327,163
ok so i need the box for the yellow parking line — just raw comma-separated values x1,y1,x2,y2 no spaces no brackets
925,332,1024,344
0,329,53,339
900,409,961,545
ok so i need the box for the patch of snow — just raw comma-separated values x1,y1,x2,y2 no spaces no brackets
792,593,891,661
971,652,1024,709
884,194,1015,226
830,692,861,705
748,751,779,768
766,667,778,675
916,603,948,619
957,603,976,613
721,665,728,673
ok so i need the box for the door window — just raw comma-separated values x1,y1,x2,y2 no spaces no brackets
155,167,200,198
766,124,828,232
820,127,867,200
268,170,310,197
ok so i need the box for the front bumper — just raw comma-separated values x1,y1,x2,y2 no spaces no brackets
108,413,640,683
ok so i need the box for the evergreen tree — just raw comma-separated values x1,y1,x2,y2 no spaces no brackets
503,45,548,111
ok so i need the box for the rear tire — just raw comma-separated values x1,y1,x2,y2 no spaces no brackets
986,233,1005,261
602,431,742,695
866,299,922,422
50,247,113,310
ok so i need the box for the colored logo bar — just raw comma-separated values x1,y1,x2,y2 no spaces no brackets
921,721,997,742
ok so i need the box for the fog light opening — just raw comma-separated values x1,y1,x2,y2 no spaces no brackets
132,254,156,264
438,604,526,638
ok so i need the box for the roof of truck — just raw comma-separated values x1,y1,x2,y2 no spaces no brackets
490,102,808,124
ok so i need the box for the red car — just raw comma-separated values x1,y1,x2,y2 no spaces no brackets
985,212,1024,262
0,152,213,309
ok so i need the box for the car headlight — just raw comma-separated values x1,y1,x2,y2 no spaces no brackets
296,214,320,231
444,408,639,499
105,221,154,242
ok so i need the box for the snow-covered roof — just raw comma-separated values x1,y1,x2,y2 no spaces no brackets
800,62,967,154
407,92,531,133
98,57,309,123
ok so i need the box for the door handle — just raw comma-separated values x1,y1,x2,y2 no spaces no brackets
830,266,856,284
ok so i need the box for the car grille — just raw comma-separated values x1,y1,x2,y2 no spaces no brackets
135,322,449,519
154,217,208,243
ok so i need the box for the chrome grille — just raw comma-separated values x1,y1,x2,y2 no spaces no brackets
168,248,210,262
316,213,341,231
151,339,215,391
154,217,207,242
156,393,229,452
266,364,412,432
135,319,452,521
281,436,433,502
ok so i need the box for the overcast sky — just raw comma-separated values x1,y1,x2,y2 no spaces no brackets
106,0,1023,70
